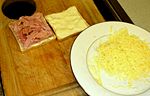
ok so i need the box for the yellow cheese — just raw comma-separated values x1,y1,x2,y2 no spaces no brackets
45,6,89,40
96,28,150,84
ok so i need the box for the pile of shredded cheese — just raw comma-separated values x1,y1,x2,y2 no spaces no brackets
96,28,150,83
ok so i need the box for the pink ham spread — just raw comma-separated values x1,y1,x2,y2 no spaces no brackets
9,12,54,50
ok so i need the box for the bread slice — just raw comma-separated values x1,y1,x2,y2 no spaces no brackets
45,6,89,40
9,12,56,51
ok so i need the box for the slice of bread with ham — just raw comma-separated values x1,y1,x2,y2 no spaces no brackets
9,12,56,51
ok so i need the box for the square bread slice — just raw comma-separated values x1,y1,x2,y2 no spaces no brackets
45,6,89,40
9,12,56,51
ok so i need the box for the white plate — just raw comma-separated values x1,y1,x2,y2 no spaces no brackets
70,21,150,96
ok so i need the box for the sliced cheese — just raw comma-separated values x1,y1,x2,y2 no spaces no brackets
45,6,89,40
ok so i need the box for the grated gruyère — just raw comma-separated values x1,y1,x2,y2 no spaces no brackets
96,28,150,84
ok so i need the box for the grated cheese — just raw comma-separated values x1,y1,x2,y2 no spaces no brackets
96,28,150,84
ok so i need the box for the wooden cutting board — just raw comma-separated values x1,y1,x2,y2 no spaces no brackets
0,0,105,96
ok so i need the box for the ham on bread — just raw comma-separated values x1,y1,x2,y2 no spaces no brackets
9,12,55,51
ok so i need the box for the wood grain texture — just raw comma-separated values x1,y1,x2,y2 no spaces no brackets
0,0,105,96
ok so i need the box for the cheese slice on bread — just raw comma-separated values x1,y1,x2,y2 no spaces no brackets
45,6,89,40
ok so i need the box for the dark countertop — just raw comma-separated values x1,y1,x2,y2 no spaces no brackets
0,82,4,96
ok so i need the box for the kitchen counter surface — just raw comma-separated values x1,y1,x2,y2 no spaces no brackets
0,0,105,96
118,0,150,32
